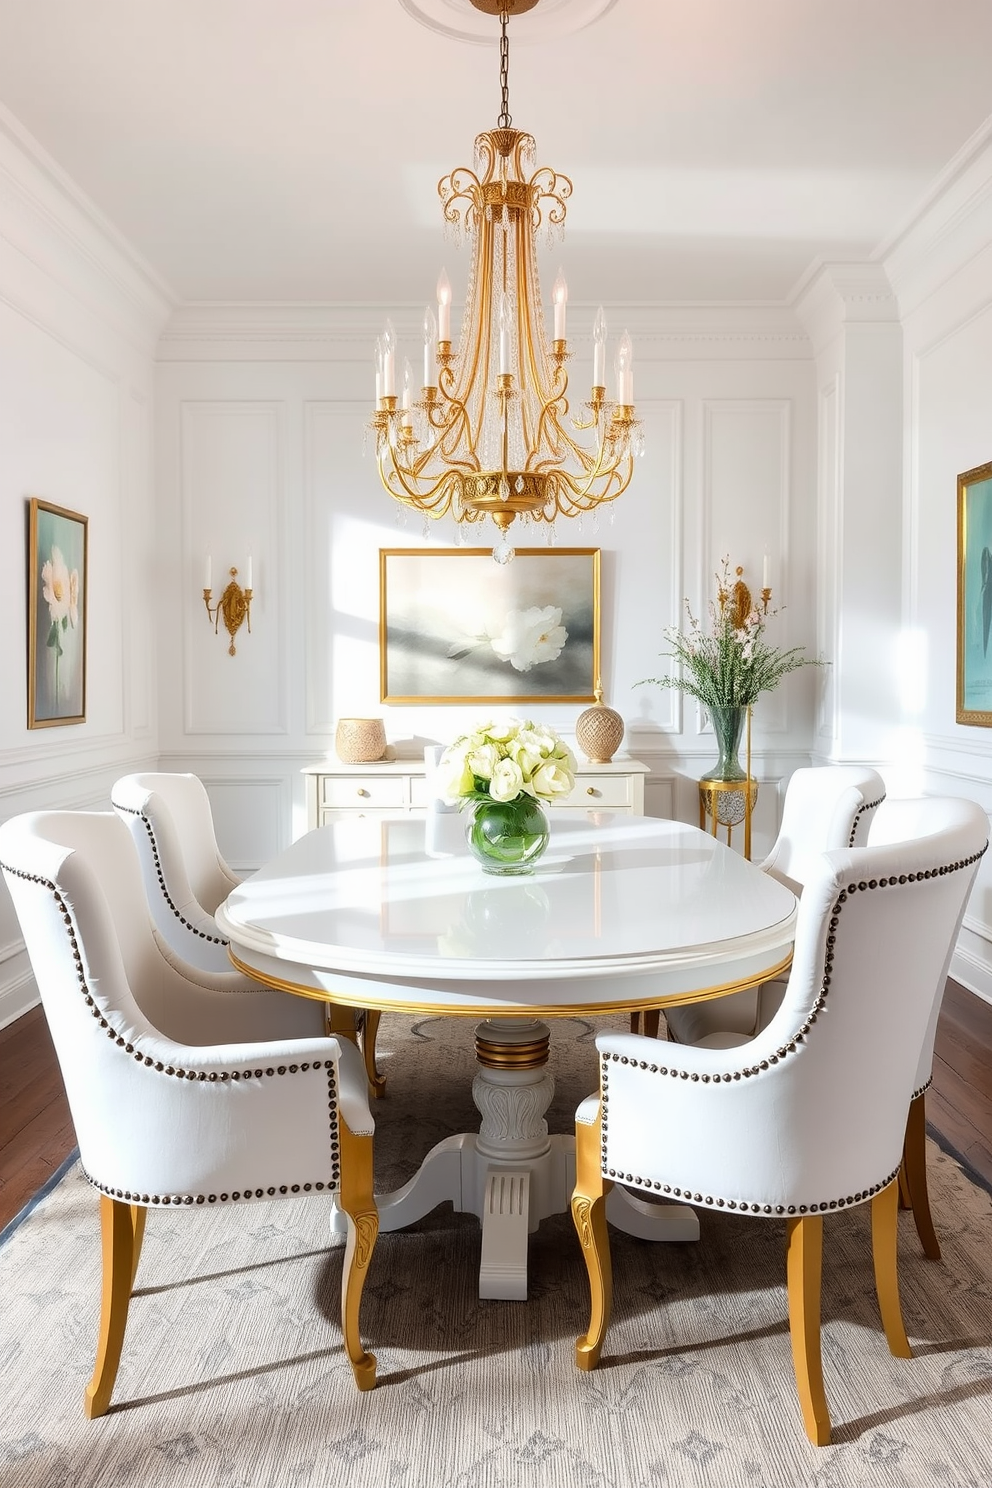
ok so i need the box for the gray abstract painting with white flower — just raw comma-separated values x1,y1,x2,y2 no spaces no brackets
381,549,598,702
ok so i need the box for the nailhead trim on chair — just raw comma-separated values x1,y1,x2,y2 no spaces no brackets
847,794,886,848
601,842,987,1214
112,801,228,946
0,860,342,1199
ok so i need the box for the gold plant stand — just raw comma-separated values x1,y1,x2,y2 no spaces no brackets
698,706,758,860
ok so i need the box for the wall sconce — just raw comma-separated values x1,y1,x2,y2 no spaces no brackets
203,556,253,656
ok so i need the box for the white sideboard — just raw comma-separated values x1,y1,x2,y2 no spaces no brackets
303,756,649,829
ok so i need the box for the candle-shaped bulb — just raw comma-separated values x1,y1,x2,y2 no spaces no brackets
762,554,770,591
498,292,511,375
615,330,633,405
401,359,414,428
437,268,452,342
374,337,383,404
593,305,607,387
423,304,437,386
382,320,396,398
246,554,253,590
205,555,212,591
552,267,567,341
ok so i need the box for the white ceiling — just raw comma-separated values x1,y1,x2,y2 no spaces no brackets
1,0,991,308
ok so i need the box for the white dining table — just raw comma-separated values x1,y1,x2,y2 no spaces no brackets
216,812,797,1300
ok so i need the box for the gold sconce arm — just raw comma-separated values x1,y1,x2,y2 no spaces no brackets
203,567,252,656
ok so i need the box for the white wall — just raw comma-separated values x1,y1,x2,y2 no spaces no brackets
154,303,818,866
886,122,992,1001
0,111,170,1026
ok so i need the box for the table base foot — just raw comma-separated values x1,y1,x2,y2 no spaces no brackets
329,1132,699,1295
606,1186,701,1242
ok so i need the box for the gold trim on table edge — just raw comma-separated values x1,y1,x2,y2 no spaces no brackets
228,948,795,1018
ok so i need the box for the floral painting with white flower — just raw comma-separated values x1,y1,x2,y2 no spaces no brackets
29,500,87,727
381,549,598,703
438,720,576,807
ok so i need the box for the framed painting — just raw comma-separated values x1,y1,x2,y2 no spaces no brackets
27,497,88,728
379,547,600,704
957,462,992,725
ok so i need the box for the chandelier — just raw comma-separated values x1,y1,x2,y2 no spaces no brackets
371,0,642,563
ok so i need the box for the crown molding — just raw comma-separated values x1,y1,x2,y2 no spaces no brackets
157,300,810,362
879,119,992,321
792,262,898,359
0,103,175,355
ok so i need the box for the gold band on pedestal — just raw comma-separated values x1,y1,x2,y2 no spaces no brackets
475,1030,551,1069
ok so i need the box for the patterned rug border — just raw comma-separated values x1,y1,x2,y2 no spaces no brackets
0,1146,79,1250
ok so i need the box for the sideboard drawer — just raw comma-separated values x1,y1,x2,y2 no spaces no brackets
558,775,634,810
320,775,408,810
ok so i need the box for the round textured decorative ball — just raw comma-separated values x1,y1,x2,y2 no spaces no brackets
335,718,387,763
575,692,625,764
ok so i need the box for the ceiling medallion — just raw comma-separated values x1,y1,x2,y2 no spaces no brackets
373,0,641,563
398,0,618,46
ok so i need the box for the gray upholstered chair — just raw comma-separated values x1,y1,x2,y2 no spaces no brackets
572,796,987,1445
0,810,379,1415
662,764,886,1046
111,771,384,1095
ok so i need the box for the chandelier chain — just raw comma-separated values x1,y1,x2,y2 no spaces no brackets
498,6,512,128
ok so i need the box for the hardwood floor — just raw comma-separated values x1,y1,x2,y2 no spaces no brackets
1,980,991,1232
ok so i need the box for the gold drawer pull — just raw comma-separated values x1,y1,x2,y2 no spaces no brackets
357,788,370,798
586,787,598,797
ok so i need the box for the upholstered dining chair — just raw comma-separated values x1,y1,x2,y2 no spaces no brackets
0,810,379,1416
661,763,886,1046
571,796,987,1445
111,771,384,1095
868,798,978,1260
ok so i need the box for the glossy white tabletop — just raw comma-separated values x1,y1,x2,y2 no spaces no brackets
216,814,797,1017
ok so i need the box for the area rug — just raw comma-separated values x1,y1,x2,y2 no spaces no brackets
2,1014,991,1488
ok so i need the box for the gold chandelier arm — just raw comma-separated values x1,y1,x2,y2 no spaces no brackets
527,164,572,229
438,167,482,231
377,446,460,515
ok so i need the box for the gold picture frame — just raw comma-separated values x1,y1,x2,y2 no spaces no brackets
27,497,88,728
956,461,992,725
379,547,600,705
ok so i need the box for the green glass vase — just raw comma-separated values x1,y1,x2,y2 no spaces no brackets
701,705,748,783
466,795,550,875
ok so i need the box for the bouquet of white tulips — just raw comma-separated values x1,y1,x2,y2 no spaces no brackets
437,720,576,807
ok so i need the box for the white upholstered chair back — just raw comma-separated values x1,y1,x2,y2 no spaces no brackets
602,795,986,1211
759,764,886,894
111,772,239,973
665,762,887,1044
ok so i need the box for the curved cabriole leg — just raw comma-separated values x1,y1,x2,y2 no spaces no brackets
84,1195,138,1419
571,1103,613,1370
362,1009,387,1099
872,1179,912,1358
129,1205,146,1289
901,1092,940,1258
785,1214,831,1446
338,1121,378,1391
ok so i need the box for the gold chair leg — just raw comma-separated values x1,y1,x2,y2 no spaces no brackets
84,1195,137,1419
571,1103,613,1371
901,1092,940,1258
337,1121,378,1391
129,1204,147,1290
361,1008,386,1100
785,1215,831,1446
871,1179,912,1358
630,1009,661,1039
